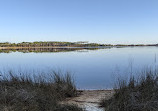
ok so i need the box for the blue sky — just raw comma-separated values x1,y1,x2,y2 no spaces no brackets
0,0,158,44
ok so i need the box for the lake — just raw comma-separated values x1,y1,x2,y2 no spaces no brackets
0,46,158,89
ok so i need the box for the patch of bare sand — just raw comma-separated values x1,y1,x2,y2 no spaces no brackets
61,90,114,111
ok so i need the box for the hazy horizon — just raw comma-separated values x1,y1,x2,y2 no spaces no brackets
0,0,158,44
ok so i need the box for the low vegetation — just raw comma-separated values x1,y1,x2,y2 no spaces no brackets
0,70,83,111
100,70,158,111
0,41,158,48
0,41,107,48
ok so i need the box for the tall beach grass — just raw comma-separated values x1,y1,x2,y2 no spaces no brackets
0,70,83,111
100,69,158,111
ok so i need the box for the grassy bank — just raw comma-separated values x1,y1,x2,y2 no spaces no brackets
0,71,83,111
100,70,158,111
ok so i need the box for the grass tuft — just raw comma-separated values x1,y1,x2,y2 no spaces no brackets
100,70,158,111
0,70,82,111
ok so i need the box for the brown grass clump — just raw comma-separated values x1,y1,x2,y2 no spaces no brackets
0,70,83,111
100,70,158,111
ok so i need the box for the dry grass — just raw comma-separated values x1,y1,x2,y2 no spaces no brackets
100,70,158,111
0,70,83,111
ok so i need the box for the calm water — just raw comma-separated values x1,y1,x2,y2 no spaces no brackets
0,47,158,89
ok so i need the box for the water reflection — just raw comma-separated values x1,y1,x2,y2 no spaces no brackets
0,46,157,89
0,47,112,53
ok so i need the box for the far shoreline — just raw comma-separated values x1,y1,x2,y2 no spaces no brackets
0,45,158,49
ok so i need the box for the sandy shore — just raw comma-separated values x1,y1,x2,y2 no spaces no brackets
61,90,114,111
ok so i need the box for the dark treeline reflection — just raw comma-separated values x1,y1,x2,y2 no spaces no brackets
0,47,112,53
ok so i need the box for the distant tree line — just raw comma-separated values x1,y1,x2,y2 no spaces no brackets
0,41,110,47
115,44,158,46
0,41,157,47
